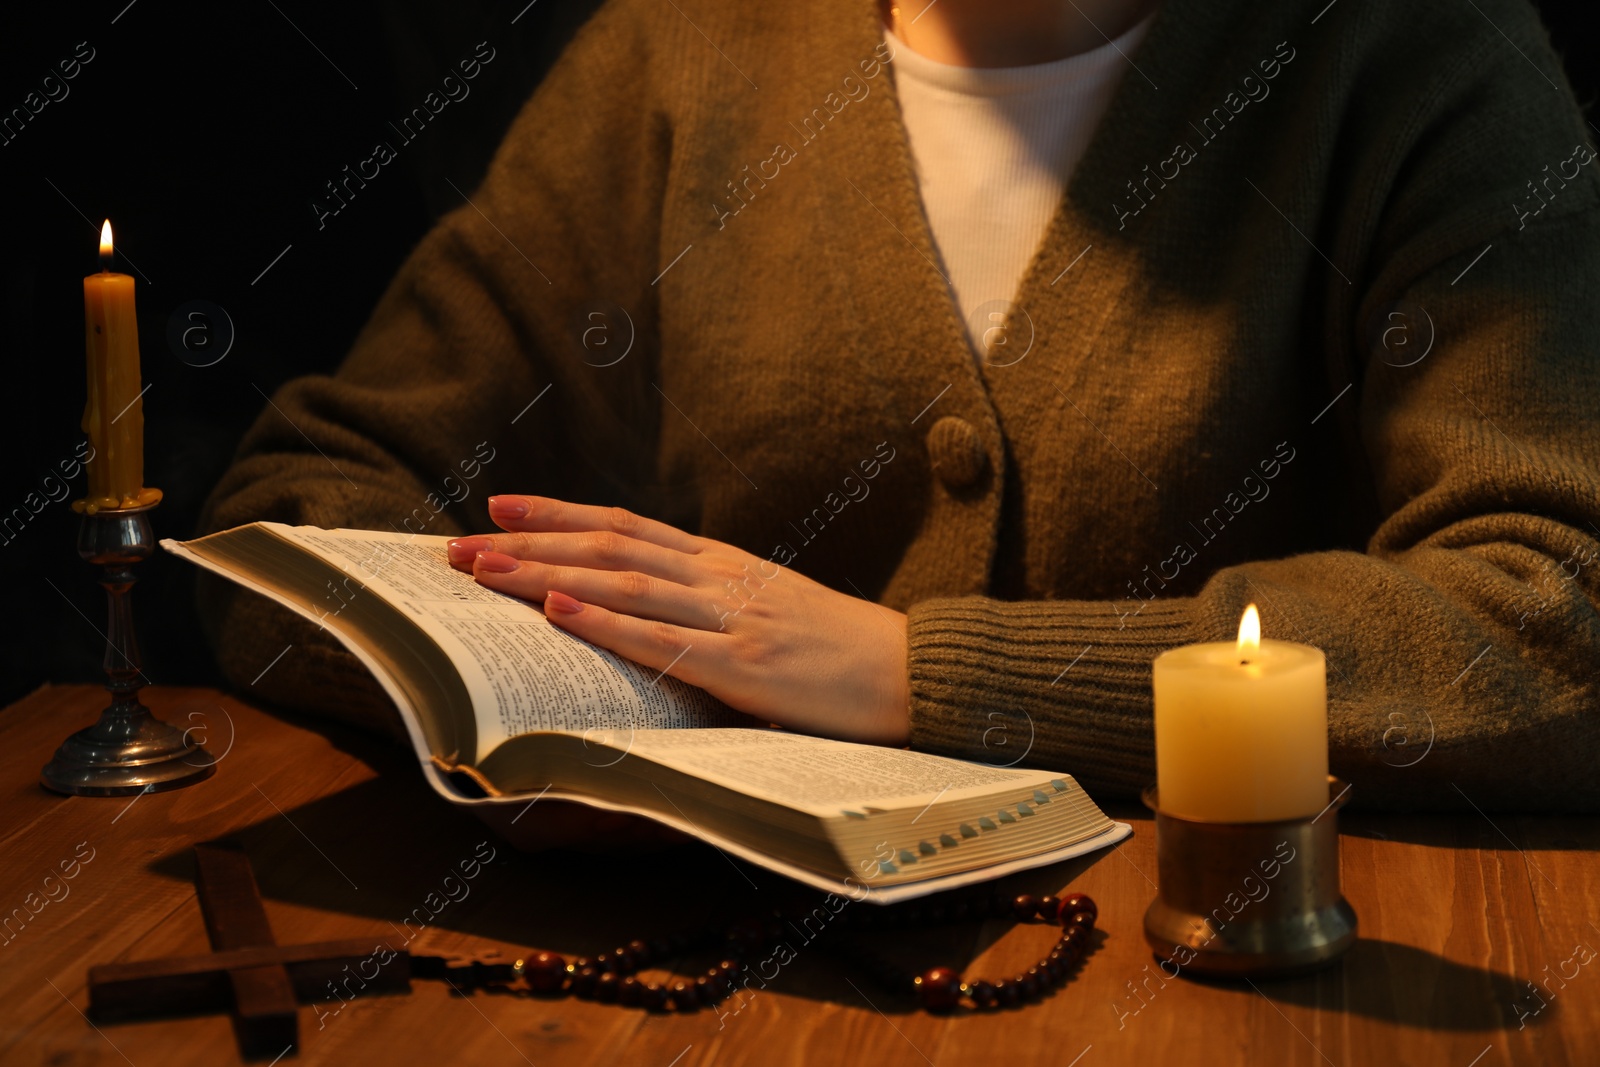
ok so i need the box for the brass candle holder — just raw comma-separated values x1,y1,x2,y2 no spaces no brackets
1141,776,1357,978
41,501,213,796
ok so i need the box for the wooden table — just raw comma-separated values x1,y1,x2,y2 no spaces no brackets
2,685,1596,1065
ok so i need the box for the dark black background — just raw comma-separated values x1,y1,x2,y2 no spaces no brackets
0,0,604,705
0,0,1593,707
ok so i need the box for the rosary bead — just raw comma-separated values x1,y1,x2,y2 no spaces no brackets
595,971,620,1002
719,958,745,979
967,979,997,1008
1060,893,1097,924
994,979,1019,1007
593,951,617,974
670,980,700,1011
613,946,638,973
1066,911,1096,932
1012,894,1040,921
618,976,643,1006
523,951,567,994
571,965,600,998
1016,971,1041,1000
641,981,667,1011
694,975,717,1004
913,967,962,1013
627,939,653,966
1044,957,1065,982
1037,895,1060,922
704,968,732,998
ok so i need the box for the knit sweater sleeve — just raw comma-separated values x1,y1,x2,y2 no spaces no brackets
196,0,669,736
907,21,1600,813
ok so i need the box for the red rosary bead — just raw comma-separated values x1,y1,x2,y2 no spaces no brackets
704,968,731,997
1059,892,1097,924
914,967,963,1012
521,951,566,994
570,965,600,997
670,979,699,1011
1011,894,1040,921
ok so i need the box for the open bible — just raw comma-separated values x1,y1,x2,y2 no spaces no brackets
166,524,1130,902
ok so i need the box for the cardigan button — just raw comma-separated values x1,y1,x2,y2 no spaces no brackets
926,415,988,490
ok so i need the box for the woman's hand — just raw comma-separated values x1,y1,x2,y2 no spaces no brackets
446,495,910,745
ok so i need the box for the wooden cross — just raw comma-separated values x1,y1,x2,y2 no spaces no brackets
88,843,411,1059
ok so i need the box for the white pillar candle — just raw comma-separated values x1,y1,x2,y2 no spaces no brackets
1152,605,1328,822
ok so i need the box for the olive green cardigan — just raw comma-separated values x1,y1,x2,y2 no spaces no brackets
199,0,1600,810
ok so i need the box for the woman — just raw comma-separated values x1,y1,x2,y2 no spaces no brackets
200,0,1600,817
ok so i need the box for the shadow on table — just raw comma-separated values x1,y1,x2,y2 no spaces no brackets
1340,813,1600,853
146,747,1119,1010
1184,937,1548,1031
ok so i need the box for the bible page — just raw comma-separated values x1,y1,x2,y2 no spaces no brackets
276,525,742,759
609,728,1062,815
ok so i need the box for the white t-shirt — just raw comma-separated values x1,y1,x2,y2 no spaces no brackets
886,14,1155,359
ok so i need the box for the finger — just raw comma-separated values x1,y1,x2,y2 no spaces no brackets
538,590,732,691
472,552,729,631
487,495,703,554
453,529,707,587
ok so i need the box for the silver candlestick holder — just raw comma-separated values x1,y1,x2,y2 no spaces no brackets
41,502,213,796
1141,776,1357,978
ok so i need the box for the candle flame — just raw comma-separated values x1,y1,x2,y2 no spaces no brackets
100,219,113,257
1237,604,1261,660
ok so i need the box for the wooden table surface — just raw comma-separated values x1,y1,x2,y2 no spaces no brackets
2,684,1596,1066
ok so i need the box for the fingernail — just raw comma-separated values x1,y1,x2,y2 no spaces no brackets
545,590,584,615
475,550,521,574
488,496,528,519
447,536,493,564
